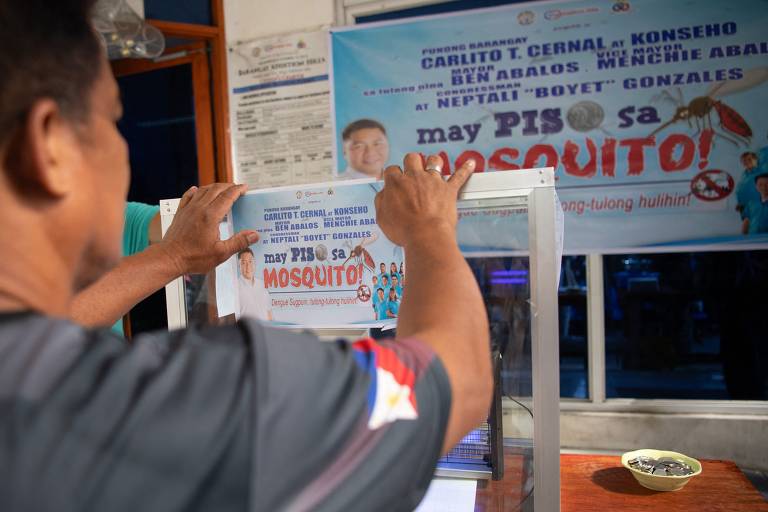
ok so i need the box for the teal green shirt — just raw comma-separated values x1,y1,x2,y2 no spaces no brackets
111,202,160,334
746,199,768,234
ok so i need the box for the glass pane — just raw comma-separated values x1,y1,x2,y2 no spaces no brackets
559,255,588,399
118,65,199,207
144,0,212,26
604,250,768,400
458,200,533,505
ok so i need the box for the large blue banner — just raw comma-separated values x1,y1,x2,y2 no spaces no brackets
330,0,768,251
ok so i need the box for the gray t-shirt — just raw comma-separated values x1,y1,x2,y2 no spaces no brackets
0,312,451,512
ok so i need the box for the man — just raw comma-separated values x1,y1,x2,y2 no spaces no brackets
386,287,400,319
374,287,388,320
391,273,403,298
736,151,760,225
378,261,388,283
742,167,768,234
0,1,490,510
381,274,391,297
237,248,272,321
339,118,390,180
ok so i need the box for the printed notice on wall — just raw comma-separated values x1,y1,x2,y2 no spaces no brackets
228,30,333,189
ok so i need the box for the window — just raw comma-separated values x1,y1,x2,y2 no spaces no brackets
604,251,768,400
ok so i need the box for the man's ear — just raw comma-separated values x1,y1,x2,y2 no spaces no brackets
3,99,81,198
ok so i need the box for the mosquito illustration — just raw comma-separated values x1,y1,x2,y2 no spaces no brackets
648,67,768,146
341,233,379,272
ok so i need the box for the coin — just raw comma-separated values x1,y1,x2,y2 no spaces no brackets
566,101,605,132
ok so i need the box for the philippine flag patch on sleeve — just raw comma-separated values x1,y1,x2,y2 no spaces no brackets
351,338,419,430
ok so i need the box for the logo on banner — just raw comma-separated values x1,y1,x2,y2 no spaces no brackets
517,10,535,25
612,0,631,13
545,7,600,20
690,170,734,202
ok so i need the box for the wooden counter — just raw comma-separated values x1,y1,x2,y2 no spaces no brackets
474,452,768,511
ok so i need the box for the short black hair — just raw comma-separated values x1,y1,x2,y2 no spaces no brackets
238,248,254,259
0,0,102,146
342,119,386,141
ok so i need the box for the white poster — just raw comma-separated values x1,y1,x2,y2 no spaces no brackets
228,30,333,188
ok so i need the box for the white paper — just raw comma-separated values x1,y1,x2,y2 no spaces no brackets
414,478,477,512
228,30,333,189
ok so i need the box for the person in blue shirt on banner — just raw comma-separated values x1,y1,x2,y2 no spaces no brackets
380,275,391,297
371,277,382,309
736,151,760,225
377,262,388,284
374,288,388,320
389,262,399,282
371,274,380,294
386,287,400,319
391,273,403,298
743,167,768,235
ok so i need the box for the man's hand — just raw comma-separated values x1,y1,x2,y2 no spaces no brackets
70,183,258,328
375,153,492,454
375,154,475,248
160,183,259,275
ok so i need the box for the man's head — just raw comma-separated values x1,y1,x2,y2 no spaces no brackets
372,275,378,285
756,175,768,201
392,274,399,286
0,0,128,296
377,287,384,299
342,119,389,177
379,262,386,273
239,249,255,280
741,152,758,170
382,275,389,286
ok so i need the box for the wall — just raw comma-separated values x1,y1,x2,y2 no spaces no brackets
223,0,334,43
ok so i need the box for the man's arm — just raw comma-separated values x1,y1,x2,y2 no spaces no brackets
70,184,259,327
375,153,492,453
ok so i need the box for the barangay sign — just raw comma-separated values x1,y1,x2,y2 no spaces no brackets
330,0,768,252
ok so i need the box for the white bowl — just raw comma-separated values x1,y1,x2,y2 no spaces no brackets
621,449,702,492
